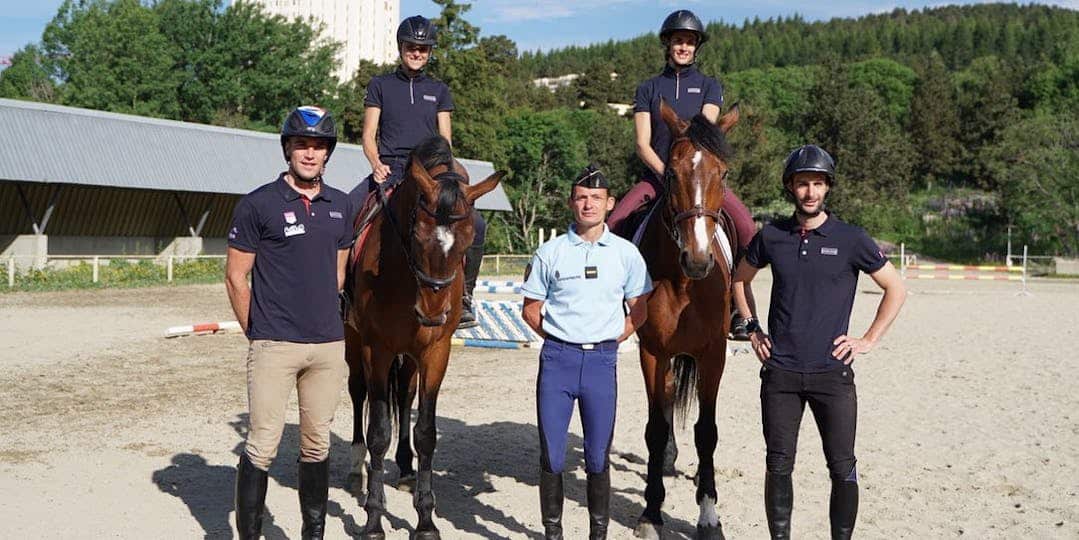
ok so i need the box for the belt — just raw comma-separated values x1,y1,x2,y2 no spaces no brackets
544,335,618,352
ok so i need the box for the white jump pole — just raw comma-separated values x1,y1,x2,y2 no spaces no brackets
1019,245,1030,296
900,243,906,278
167,255,174,282
92,256,99,283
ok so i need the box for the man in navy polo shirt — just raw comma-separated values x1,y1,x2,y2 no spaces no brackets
226,106,352,540
351,14,487,328
522,165,652,540
732,145,906,540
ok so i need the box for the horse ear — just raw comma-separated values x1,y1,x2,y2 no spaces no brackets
716,102,740,134
409,158,439,202
464,171,505,206
659,98,685,136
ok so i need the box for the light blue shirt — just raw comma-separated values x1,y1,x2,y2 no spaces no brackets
522,223,653,344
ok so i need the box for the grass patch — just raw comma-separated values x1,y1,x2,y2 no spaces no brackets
3,258,224,293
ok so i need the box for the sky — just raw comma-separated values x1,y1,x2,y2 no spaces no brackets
1,0,1077,61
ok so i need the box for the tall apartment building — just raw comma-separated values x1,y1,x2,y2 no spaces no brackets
253,0,400,82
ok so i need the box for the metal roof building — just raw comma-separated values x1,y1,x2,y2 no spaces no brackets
0,98,509,256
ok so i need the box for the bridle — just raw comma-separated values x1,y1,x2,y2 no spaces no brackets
378,173,470,292
662,137,726,245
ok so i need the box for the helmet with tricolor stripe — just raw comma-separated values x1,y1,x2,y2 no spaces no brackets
280,106,338,162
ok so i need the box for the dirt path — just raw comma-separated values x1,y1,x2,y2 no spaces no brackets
0,277,1076,538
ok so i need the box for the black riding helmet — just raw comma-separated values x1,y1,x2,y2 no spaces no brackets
280,106,337,162
782,145,836,186
397,15,437,47
660,10,709,45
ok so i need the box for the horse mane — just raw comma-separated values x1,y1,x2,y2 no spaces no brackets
408,135,466,225
685,114,734,161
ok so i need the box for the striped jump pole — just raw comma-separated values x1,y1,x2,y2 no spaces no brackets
901,244,1029,290
165,320,241,338
475,280,525,294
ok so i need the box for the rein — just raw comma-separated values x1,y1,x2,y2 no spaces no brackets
377,180,468,292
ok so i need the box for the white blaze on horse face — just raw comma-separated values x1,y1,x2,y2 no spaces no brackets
435,226,455,255
698,496,720,527
691,151,709,252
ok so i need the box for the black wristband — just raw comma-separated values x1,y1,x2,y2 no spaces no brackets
744,317,761,333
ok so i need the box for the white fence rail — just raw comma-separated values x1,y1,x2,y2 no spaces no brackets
5,254,226,288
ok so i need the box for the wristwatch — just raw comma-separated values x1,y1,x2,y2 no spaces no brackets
744,317,761,334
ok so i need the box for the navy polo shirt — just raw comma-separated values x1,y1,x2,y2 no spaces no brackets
634,65,723,182
745,214,888,373
365,67,454,160
228,174,353,343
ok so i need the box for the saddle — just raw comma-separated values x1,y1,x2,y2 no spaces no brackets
348,185,395,272
613,196,740,272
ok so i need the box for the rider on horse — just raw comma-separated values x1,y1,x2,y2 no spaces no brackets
607,9,757,338
350,15,487,329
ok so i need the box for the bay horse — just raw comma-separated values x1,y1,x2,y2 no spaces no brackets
345,136,503,540
632,101,740,540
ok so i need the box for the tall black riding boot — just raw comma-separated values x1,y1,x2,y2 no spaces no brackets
830,479,858,540
235,454,269,540
586,470,611,540
458,243,484,329
764,473,793,540
539,470,564,540
298,459,330,539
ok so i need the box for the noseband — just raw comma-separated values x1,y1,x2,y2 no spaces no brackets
378,178,469,292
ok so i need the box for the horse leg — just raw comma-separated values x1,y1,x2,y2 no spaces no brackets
663,367,679,476
395,356,418,492
345,328,368,497
693,357,727,540
635,348,670,540
412,345,449,539
360,352,394,540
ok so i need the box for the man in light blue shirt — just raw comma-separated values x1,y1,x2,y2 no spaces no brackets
522,164,652,540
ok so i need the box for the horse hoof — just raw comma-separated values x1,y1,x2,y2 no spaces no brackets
634,519,662,540
412,529,441,540
397,473,417,493
696,523,725,540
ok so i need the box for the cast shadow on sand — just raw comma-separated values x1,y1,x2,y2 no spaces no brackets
152,413,699,539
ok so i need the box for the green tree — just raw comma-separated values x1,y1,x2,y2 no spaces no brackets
805,58,914,233
0,45,57,102
985,115,1079,256
334,59,389,144
43,0,182,118
909,52,961,188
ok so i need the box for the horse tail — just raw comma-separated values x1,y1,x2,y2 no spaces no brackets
672,354,698,425
387,355,402,437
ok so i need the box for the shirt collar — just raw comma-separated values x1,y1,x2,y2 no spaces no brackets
568,223,613,246
662,64,697,78
395,66,426,82
275,173,330,202
786,212,833,237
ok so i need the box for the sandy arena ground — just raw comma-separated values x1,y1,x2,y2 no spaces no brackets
0,272,1077,539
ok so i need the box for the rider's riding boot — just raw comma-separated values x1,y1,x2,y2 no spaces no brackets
235,454,269,540
458,243,484,329
730,310,750,341
298,458,330,539
539,469,564,540
764,472,793,540
586,470,611,540
829,479,858,540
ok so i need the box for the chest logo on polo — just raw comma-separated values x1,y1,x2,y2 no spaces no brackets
329,211,343,219
423,94,437,102
283,211,297,224
584,266,598,279
821,247,839,256
687,87,701,93
554,270,580,282
284,223,306,237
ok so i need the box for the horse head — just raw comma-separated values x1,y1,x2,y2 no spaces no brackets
405,143,503,327
658,99,739,280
